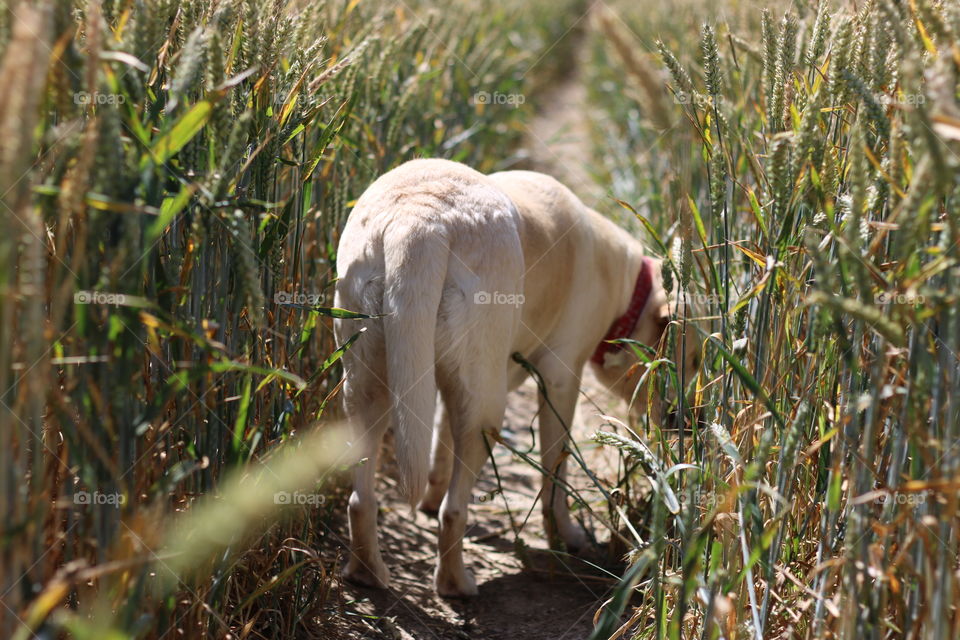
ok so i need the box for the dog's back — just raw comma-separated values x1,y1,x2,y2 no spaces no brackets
334,158,524,504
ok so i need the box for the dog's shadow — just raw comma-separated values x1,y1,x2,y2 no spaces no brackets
348,551,614,640
469,567,611,639
345,518,619,639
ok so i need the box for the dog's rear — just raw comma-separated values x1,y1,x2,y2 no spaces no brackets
334,159,523,593
336,216,447,504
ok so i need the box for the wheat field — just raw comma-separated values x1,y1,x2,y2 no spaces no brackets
1,0,959,638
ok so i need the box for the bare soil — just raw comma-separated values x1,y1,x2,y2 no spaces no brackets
322,373,631,640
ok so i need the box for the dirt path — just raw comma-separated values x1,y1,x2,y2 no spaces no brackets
523,46,602,208
323,26,635,640
324,372,630,640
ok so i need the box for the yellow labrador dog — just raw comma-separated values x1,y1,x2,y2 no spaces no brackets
334,158,696,597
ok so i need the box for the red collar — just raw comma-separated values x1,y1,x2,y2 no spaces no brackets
590,257,655,366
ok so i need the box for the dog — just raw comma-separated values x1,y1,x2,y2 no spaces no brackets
333,158,698,597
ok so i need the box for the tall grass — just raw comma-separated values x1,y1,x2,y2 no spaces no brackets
0,0,582,636
5,0,958,636
581,0,960,637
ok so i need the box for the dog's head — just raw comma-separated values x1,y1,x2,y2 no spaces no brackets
588,258,700,421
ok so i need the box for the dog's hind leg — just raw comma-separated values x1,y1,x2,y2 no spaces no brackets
434,371,507,598
341,380,392,589
537,359,589,552
418,402,452,515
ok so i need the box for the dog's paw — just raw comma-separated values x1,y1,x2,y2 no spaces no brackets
418,502,440,517
435,567,478,598
547,523,590,554
417,492,442,517
561,527,590,554
342,558,391,589
418,485,446,516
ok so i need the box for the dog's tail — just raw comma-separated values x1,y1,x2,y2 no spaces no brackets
382,227,447,506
